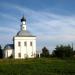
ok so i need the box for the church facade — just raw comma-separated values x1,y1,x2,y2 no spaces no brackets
4,16,36,59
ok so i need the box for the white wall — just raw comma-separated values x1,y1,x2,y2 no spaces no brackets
14,37,36,59
4,49,13,58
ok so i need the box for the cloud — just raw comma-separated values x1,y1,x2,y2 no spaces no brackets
1,3,75,52
0,27,17,33
0,12,18,21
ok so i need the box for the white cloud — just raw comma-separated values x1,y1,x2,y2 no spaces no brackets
1,3,75,51
0,12,18,21
0,27,17,33
37,34,75,41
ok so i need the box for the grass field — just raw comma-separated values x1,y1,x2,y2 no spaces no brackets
0,58,75,75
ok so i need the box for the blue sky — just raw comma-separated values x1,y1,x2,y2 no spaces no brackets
0,0,75,53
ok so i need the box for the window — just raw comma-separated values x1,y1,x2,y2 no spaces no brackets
30,42,32,46
24,42,27,46
18,42,21,46
18,53,21,57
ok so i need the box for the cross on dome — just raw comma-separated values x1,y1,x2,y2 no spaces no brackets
21,16,26,22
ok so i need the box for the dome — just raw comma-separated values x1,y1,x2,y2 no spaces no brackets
16,30,35,37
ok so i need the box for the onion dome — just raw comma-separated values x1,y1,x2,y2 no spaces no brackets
21,16,26,22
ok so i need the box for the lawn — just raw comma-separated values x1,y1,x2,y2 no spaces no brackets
0,58,75,75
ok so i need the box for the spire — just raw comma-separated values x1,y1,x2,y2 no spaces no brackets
21,16,26,31
21,16,26,22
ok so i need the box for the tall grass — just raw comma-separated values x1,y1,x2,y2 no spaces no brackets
0,58,74,75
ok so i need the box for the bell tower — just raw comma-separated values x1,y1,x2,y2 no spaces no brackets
21,16,26,31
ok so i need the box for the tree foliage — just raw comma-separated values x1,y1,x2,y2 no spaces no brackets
41,47,49,57
52,45,73,58
0,45,3,58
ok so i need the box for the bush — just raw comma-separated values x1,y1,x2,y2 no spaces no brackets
41,47,50,57
52,45,73,58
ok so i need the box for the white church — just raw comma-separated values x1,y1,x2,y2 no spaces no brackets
4,16,36,59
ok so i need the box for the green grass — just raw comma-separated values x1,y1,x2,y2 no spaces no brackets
0,58,75,75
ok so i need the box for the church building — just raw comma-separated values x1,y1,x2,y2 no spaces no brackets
4,16,36,59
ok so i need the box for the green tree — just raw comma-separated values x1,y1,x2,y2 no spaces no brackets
41,47,49,57
0,45,3,58
52,45,73,58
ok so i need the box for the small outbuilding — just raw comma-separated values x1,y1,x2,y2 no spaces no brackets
4,44,14,58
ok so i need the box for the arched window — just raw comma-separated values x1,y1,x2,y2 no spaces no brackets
30,42,32,46
24,42,27,46
18,53,21,57
18,42,21,46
